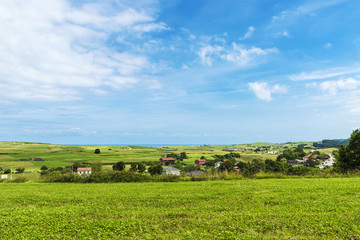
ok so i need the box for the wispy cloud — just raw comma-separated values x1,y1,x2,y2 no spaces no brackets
197,45,224,66
274,30,291,38
323,43,332,49
240,26,255,40
272,0,345,22
248,82,287,101
269,0,345,38
0,0,167,102
197,42,278,67
222,43,278,66
289,67,360,81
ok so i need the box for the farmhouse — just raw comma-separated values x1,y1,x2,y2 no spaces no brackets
287,159,305,165
195,159,206,165
159,157,176,165
163,167,181,176
77,167,92,175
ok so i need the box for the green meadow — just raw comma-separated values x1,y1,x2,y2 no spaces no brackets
0,142,279,171
1,178,360,239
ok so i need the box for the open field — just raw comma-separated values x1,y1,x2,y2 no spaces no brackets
1,178,359,239
0,142,282,171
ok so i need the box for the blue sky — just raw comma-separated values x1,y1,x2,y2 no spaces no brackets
1,0,360,144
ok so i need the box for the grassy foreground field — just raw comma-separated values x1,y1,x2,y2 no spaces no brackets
1,178,360,239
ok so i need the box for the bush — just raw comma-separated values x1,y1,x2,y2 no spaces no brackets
40,166,48,171
82,171,151,183
41,173,75,182
9,176,29,183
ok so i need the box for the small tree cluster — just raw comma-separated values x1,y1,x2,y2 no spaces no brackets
16,168,25,173
277,147,306,161
129,162,147,173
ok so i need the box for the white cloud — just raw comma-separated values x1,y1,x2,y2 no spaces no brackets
197,42,278,67
240,26,255,40
222,43,278,66
0,0,167,102
248,82,287,101
318,78,360,95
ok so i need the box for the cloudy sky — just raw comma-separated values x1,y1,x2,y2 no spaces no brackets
1,0,360,145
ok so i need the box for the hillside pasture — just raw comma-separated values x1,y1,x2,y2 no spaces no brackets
0,178,359,239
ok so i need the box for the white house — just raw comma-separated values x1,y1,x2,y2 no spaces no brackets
77,167,92,175
163,167,181,176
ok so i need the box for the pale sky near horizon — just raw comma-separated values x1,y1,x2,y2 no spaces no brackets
0,0,360,144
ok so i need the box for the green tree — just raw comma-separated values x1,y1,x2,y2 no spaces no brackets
335,129,360,171
205,160,215,167
148,164,163,176
94,148,101,154
250,159,265,173
180,152,188,159
304,159,319,168
137,163,146,173
219,159,236,172
130,163,137,172
91,161,102,173
113,161,125,171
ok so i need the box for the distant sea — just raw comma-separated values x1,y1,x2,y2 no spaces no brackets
67,144,205,147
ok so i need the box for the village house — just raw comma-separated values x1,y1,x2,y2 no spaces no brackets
287,159,305,165
195,159,206,165
163,167,181,176
77,167,92,175
267,151,279,154
159,157,176,165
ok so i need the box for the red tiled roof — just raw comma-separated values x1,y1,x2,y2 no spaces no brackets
160,157,175,161
77,167,92,172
